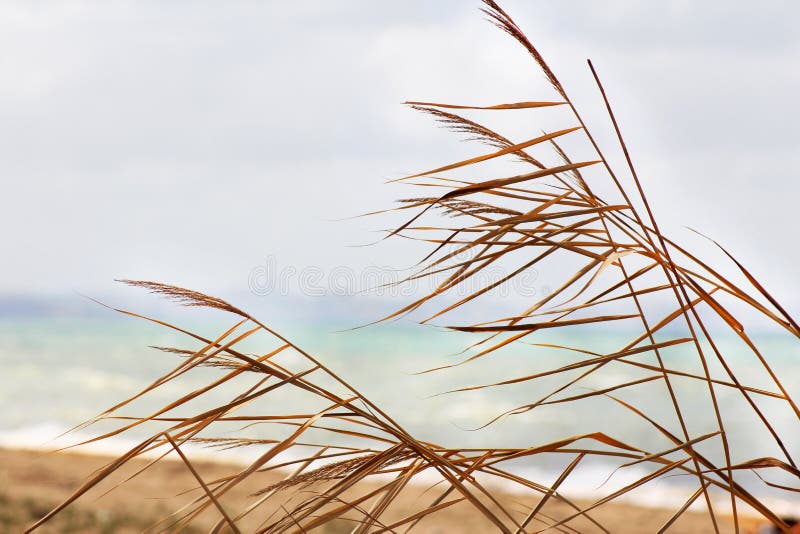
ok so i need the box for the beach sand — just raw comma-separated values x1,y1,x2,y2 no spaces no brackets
0,447,770,533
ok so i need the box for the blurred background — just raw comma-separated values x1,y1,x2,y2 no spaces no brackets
2,0,799,514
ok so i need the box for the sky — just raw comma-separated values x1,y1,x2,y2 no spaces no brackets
1,1,799,312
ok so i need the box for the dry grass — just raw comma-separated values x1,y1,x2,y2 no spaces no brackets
24,1,800,532
4,448,744,533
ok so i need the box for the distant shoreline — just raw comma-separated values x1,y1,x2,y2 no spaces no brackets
1,446,764,533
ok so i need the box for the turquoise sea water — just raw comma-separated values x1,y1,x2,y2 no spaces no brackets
2,310,799,510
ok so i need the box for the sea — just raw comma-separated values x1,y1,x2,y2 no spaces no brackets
2,293,799,515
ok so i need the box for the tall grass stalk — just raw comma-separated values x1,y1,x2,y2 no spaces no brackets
27,1,800,532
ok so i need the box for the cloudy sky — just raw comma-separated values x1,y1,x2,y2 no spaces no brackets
2,1,799,310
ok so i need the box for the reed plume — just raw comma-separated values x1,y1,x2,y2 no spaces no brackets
27,2,800,532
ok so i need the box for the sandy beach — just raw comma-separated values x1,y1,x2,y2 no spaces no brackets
1,446,772,533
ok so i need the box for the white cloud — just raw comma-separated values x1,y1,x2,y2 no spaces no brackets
0,0,798,311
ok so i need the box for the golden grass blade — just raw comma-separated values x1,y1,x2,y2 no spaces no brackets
516,453,587,533
656,481,711,534
449,314,639,332
538,375,661,406
396,127,581,181
410,105,547,167
387,161,600,238
473,204,628,227
404,100,565,110
538,458,693,533
372,497,466,534
438,338,691,397
164,432,241,534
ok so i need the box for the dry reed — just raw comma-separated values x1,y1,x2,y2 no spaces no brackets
26,1,800,532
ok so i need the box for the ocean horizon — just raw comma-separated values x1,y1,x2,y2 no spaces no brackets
3,292,799,515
